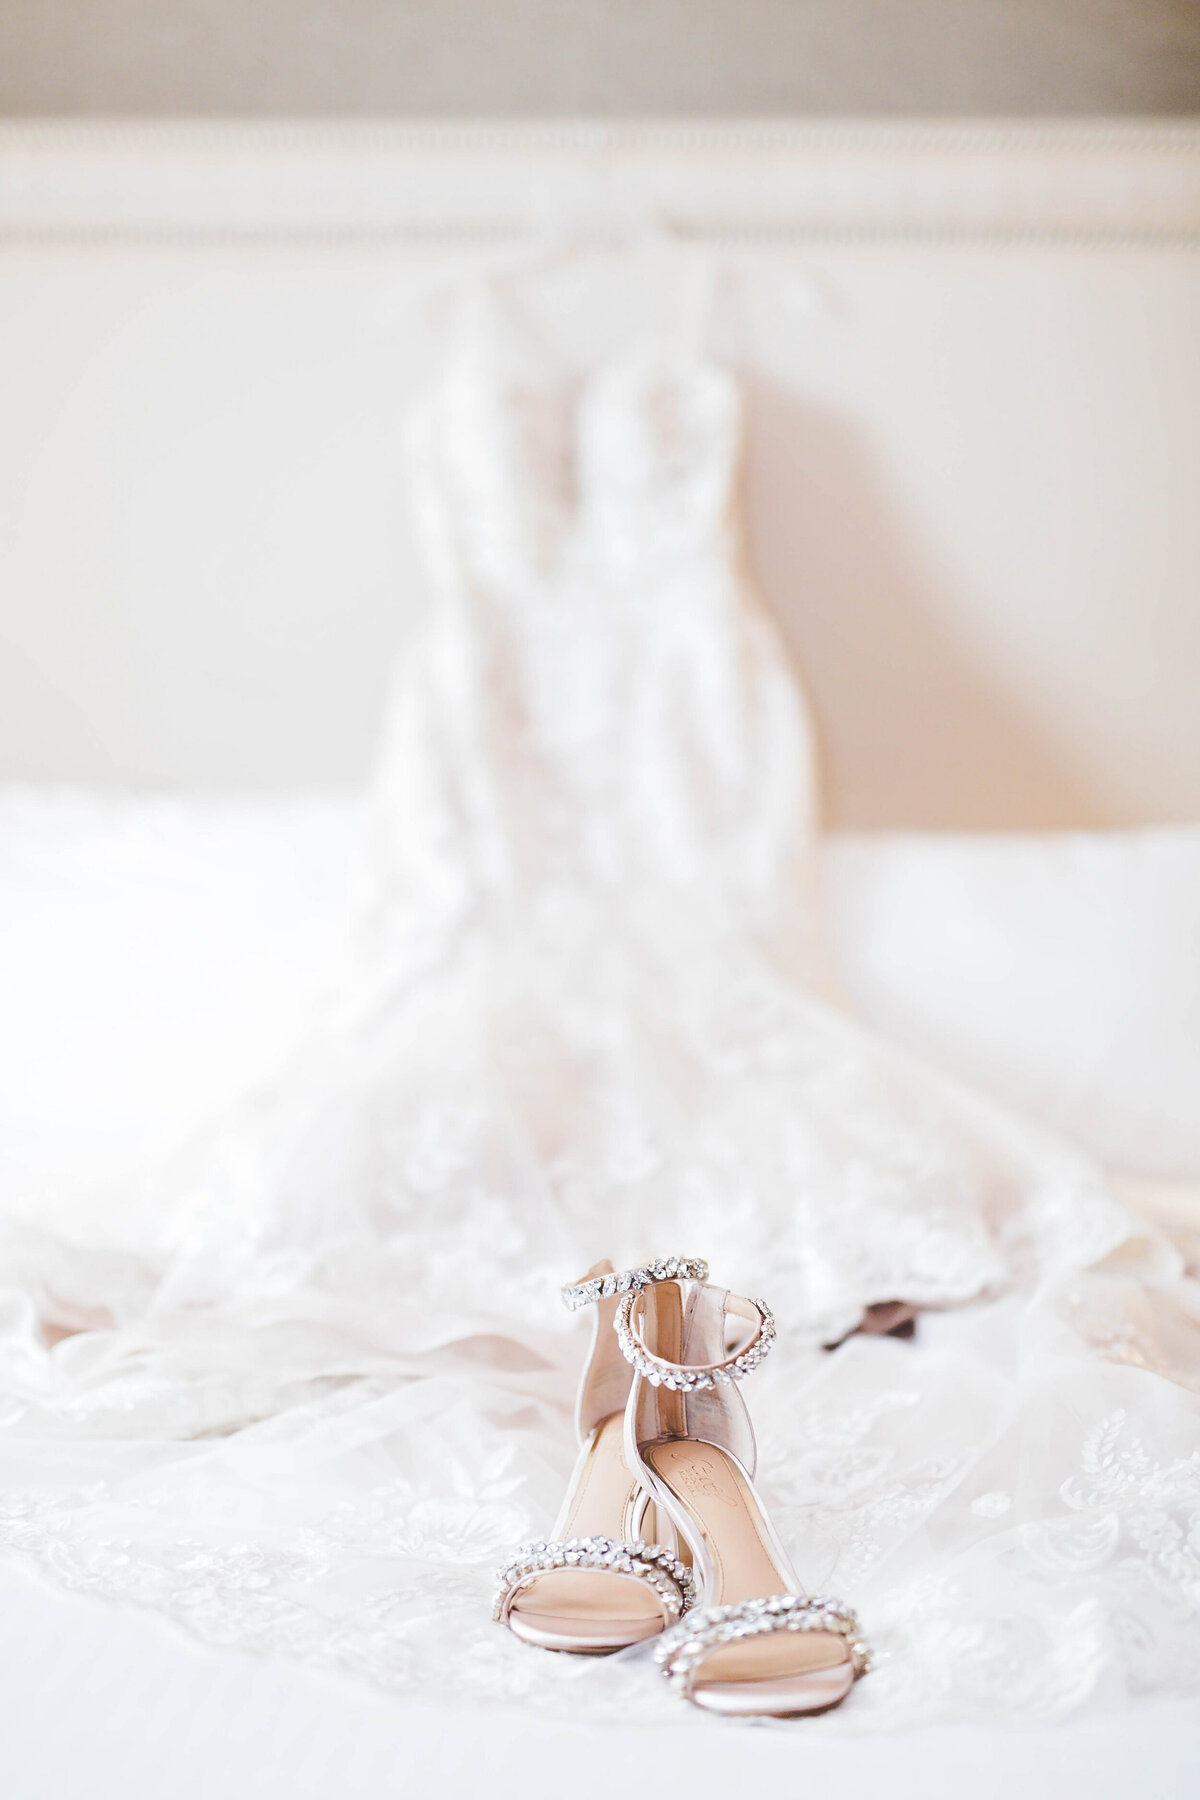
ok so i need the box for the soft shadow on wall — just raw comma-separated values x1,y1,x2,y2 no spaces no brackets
744,379,1109,831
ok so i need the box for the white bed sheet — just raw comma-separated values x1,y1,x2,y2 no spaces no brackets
2,789,1198,1797
3,1562,1198,1800
2,790,1197,1207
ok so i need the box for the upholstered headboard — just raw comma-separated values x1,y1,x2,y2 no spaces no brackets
1,120,1197,827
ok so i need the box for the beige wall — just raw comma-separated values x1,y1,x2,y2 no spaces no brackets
2,122,1198,829
1,0,1199,117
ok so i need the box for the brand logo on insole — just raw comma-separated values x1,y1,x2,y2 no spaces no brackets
672,1454,739,1508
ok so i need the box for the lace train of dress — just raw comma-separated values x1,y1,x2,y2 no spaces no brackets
2,261,1198,1727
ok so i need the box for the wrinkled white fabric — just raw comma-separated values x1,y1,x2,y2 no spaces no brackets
2,264,1198,1729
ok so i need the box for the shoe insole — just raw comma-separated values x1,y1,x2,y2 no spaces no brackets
507,1412,665,1646
643,1438,853,1701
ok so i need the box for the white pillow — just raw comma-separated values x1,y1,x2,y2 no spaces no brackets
823,825,1200,1177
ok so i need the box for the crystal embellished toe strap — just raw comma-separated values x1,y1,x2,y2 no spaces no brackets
492,1536,698,1623
653,1595,873,1695
615,1287,775,1390
560,1257,709,1313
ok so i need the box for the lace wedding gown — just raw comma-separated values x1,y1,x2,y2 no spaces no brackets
2,261,1198,1728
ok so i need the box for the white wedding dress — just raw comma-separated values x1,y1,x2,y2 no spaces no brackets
2,259,1198,1729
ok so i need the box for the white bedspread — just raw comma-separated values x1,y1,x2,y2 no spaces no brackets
3,790,1196,1203
2,790,1198,1797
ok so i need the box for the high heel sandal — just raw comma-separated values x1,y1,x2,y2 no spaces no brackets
492,1258,704,1653
617,1272,872,1716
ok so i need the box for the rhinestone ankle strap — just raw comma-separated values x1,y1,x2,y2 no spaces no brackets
615,1287,776,1391
653,1594,872,1696
492,1535,698,1624
560,1257,709,1313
